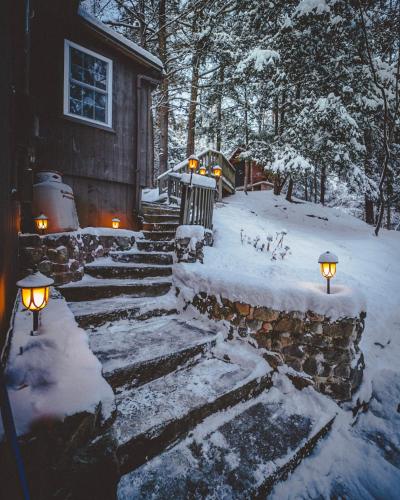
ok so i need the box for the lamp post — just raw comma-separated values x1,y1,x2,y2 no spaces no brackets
16,272,54,335
318,251,338,294
213,165,222,201
34,214,48,235
188,154,199,186
112,217,121,229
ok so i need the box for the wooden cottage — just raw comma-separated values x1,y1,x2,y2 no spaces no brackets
229,147,274,191
29,0,163,229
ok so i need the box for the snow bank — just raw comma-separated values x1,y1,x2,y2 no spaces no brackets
176,225,205,240
81,227,140,238
0,291,114,439
180,173,216,189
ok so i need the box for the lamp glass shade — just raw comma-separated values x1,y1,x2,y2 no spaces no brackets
17,272,54,311
188,155,199,171
112,218,120,229
320,262,337,279
34,214,48,231
213,165,222,178
199,166,207,175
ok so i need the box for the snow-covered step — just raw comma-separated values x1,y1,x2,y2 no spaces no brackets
114,345,273,473
141,230,176,241
137,240,175,252
88,316,217,390
58,277,172,302
117,387,336,499
85,263,172,280
143,213,180,224
142,222,179,232
110,250,173,266
142,203,180,215
69,293,177,328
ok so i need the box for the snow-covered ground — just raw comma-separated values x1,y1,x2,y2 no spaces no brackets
174,190,400,497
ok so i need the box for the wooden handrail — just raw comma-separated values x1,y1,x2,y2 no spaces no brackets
179,181,215,230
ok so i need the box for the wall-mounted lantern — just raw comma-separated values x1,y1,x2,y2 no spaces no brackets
112,217,121,229
17,272,54,335
198,165,207,176
318,251,338,294
34,214,48,234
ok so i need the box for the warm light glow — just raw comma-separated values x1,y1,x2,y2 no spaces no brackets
213,165,222,178
320,262,337,279
199,165,207,175
112,217,120,229
188,155,199,171
21,286,49,311
34,214,48,232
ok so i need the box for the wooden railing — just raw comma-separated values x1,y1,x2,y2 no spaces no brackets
179,181,215,230
158,148,236,198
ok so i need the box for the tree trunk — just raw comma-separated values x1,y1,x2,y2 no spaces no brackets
313,170,317,203
320,165,326,205
304,174,308,201
286,176,294,202
216,66,224,151
274,95,279,136
158,0,169,174
186,50,201,157
364,129,374,224
244,159,249,194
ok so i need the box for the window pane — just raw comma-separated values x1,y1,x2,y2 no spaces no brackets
70,98,82,116
70,82,82,101
95,92,106,109
71,63,84,82
71,47,83,67
95,106,106,122
94,60,107,89
82,88,95,119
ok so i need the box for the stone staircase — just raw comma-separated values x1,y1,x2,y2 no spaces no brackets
58,202,336,499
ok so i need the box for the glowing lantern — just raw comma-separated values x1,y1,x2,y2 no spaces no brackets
199,165,207,176
17,272,54,334
34,214,48,234
112,217,121,229
212,165,222,178
188,155,199,172
318,251,338,294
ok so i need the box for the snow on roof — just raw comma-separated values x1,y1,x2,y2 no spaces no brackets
78,7,163,72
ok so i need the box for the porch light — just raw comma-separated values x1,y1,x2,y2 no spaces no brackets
199,165,207,175
112,217,120,229
188,155,199,172
212,165,222,178
318,251,338,294
34,214,48,234
17,272,54,335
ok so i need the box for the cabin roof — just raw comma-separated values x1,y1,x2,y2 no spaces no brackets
78,7,163,74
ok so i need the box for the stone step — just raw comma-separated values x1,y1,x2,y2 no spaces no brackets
85,264,172,280
141,231,176,241
88,316,217,390
110,251,173,266
114,347,273,474
59,278,172,302
137,240,175,252
144,214,180,224
142,222,179,232
117,389,336,499
142,203,180,216
69,294,177,328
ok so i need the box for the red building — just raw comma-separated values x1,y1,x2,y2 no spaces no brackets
229,147,274,191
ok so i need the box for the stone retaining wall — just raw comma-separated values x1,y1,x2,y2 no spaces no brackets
188,292,365,401
19,231,135,285
175,225,213,263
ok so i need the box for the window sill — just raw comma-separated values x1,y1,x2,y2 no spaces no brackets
62,114,116,133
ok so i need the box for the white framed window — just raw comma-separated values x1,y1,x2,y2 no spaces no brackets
64,39,113,127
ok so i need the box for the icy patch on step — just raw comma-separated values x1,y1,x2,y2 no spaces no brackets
1,291,114,439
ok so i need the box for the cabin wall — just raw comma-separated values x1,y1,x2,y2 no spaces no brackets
30,2,157,229
0,0,21,356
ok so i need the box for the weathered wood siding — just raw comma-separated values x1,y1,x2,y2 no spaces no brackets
30,1,159,229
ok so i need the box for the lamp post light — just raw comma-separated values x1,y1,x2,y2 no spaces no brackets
112,217,121,229
16,272,54,335
188,154,199,186
318,251,338,294
34,214,48,234
212,165,222,201
198,165,207,176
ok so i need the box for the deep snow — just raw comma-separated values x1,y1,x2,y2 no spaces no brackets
173,190,400,497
